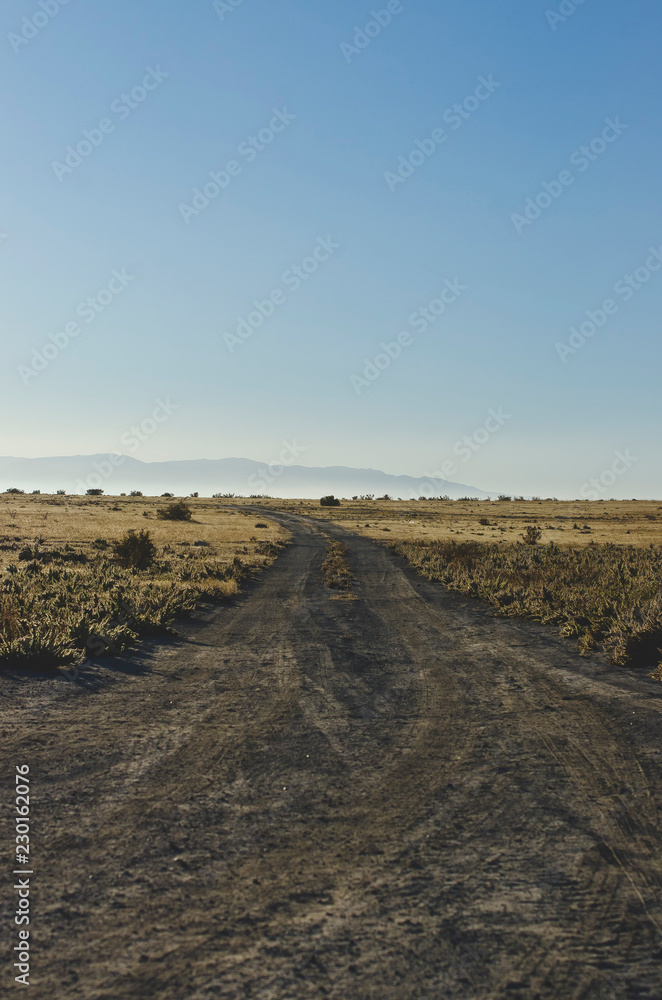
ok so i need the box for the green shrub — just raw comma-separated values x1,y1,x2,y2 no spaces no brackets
320,496,341,507
112,529,156,570
157,500,192,522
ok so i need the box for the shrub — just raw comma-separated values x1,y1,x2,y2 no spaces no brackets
86,489,103,496
161,493,174,498
254,523,268,528
498,494,511,502
112,529,156,570
157,499,192,521
320,496,341,507
523,526,543,545
56,490,66,495
130,490,143,497
190,492,199,498
5,488,24,494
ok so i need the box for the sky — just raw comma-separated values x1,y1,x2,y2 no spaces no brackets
0,0,660,498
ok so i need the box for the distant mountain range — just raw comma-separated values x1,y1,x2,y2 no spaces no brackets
0,455,496,500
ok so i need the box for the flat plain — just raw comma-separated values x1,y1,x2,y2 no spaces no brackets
2,497,661,998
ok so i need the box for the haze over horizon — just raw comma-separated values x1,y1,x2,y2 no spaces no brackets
1,0,660,499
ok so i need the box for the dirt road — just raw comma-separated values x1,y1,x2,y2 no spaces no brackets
3,513,662,999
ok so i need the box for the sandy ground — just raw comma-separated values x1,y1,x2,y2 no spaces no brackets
2,511,661,999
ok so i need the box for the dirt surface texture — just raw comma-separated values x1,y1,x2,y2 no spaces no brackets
3,511,662,999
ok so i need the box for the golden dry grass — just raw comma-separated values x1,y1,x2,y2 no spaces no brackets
250,497,662,548
0,495,289,670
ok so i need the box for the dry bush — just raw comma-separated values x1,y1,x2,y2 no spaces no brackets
157,500,192,521
112,529,157,569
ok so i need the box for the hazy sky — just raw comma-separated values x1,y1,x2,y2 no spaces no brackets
1,0,659,498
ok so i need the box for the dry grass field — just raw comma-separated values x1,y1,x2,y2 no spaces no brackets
3,494,662,676
251,496,662,547
0,494,288,670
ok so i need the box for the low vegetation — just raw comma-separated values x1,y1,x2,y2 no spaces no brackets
393,538,662,671
322,541,354,591
0,496,288,672
253,497,662,676
157,499,193,521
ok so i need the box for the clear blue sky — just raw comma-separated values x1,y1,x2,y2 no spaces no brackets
0,0,659,497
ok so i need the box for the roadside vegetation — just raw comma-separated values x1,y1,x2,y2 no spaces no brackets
393,537,662,672
0,496,288,672
258,497,662,676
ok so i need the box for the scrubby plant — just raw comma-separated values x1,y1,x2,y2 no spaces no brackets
112,529,156,570
157,500,192,522
320,496,341,507
523,526,543,545
86,489,103,496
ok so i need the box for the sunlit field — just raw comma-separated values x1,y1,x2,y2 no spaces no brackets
0,495,288,670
